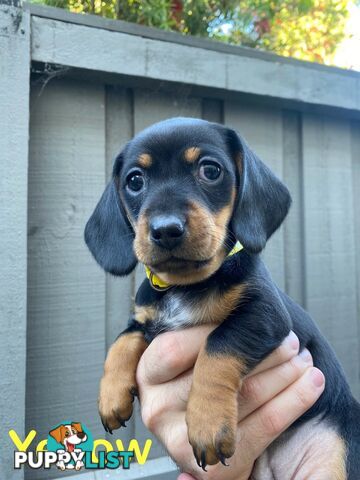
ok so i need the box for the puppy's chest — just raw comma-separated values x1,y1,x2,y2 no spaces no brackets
135,283,244,337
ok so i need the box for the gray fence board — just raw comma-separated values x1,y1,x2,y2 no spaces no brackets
25,1,360,80
30,15,360,115
27,79,107,479
283,111,305,306
0,4,30,480
302,114,360,397
104,85,136,444
224,101,286,290
201,98,223,123
351,121,360,384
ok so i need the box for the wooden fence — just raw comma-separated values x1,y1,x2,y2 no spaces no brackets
0,2,359,479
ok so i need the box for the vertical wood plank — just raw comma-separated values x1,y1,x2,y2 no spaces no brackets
105,87,134,348
283,111,305,305
27,78,106,479
202,98,223,123
132,88,202,458
133,89,202,132
0,4,30,479
351,121,360,400
302,114,359,398
104,85,136,442
224,101,286,289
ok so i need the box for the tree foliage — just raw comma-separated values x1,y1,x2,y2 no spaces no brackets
31,0,351,65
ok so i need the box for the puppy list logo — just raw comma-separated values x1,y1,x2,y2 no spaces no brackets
47,421,94,471
11,420,151,471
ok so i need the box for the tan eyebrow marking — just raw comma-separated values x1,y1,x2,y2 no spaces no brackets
184,147,201,163
138,153,152,168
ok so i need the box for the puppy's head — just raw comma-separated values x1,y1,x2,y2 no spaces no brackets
49,422,87,449
85,118,291,285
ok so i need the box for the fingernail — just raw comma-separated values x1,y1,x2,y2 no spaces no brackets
299,348,312,364
283,331,299,351
310,368,325,388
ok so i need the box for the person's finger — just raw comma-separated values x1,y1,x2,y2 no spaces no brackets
138,329,299,387
149,410,200,474
178,474,195,480
137,326,215,386
248,331,300,377
238,367,325,462
238,348,313,420
139,370,193,430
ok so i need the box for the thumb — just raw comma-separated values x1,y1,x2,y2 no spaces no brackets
178,474,196,480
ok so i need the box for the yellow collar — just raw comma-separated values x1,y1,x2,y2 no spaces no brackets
145,241,243,291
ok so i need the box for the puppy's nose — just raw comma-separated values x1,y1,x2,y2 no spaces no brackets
77,432,86,439
150,215,185,250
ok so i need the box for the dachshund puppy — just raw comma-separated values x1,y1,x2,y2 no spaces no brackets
85,117,360,477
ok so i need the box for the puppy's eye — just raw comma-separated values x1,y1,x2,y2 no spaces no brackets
198,161,222,183
65,431,69,437
126,170,144,192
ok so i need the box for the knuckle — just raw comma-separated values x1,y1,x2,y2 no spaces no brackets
140,403,154,430
141,398,165,432
278,359,300,383
136,332,183,386
135,357,147,386
141,405,155,431
293,381,313,410
158,332,184,370
241,376,263,404
288,357,302,373
260,404,284,436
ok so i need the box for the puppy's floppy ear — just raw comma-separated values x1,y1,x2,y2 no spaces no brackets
49,425,66,444
71,422,82,433
225,128,291,253
84,153,137,276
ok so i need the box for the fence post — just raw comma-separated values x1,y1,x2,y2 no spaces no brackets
0,1,30,478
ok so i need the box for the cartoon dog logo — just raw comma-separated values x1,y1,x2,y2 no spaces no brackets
49,422,87,470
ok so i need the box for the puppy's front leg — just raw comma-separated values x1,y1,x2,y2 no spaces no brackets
186,298,291,470
99,321,147,433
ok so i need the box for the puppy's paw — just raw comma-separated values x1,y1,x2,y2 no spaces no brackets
186,389,237,470
185,348,244,470
98,373,137,433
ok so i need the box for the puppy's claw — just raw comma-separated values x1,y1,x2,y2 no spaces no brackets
114,412,125,427
193,448,201,469
130,386,138,398
219,454,229,467
216,446,230,466
200,451,207,472
100,417,109,433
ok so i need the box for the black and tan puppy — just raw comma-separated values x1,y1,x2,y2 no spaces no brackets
85,117,360,478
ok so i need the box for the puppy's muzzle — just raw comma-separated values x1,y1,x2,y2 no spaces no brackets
149,214,185,250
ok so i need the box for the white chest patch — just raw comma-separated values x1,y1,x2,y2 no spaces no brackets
153,283,243,333
157,293,194,332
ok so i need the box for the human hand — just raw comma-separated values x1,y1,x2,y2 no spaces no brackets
136,327,325,480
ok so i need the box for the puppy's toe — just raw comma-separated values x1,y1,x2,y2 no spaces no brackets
189,421,236,470
98,374,136,433
186,385,237,470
